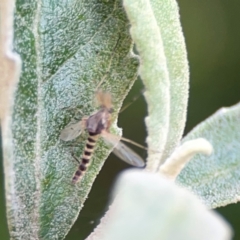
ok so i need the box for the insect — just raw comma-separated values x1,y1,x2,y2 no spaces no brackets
60,91,145,183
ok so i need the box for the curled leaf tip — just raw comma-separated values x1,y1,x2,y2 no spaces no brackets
159,138,213,180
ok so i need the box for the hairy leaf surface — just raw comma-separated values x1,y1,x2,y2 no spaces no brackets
177,103,240,208
7,0,138,239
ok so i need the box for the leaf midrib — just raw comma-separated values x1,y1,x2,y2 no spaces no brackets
32,0,42,238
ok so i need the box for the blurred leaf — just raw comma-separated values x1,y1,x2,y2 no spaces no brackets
0,1,21,122
0,0,21,239
123,0,189,171
5,0,138,239
87,170,232,240
177,103,240,208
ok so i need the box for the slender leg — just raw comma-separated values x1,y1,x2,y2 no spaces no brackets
70,150,80,164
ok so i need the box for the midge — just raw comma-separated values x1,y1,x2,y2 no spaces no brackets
60,91,145,184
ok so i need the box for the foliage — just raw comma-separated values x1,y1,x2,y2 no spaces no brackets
0,0,238,239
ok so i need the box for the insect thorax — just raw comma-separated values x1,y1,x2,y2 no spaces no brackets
86,108,110,135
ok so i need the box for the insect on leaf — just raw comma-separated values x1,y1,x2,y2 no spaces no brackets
5,1,139,239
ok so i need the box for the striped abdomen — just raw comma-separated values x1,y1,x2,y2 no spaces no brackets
72,133,99,184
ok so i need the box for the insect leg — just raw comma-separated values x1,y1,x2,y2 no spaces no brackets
70,151,80,164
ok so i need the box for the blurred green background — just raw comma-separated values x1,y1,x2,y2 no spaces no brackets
1,0,240,239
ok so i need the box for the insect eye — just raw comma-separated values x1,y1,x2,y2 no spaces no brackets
109,108,114,113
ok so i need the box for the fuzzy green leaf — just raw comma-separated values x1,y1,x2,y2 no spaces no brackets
5,0,138,239
177,103,240,208
149,0,189,164
123,0,189,171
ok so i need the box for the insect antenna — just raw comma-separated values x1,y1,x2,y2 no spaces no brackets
120,88,145,113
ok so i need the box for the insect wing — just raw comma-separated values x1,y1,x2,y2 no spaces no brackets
60,121,84,141
112,141,145,167
101,131,145,167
